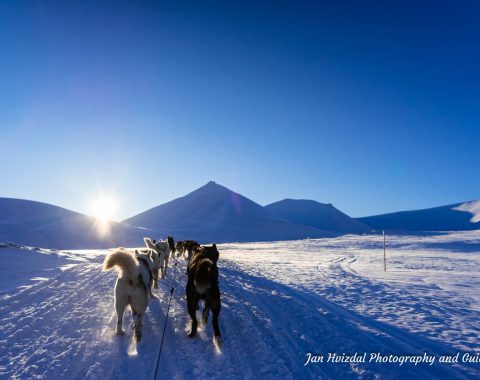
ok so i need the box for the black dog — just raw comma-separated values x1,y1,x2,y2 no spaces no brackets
186,244,221,340
167,236,175,254
183,240,200,264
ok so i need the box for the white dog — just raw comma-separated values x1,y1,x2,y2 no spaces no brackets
103,248,154,341
143,237,174,280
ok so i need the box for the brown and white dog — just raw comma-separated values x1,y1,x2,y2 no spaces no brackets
175,241,185,259
186,244,222,346
103,248,154,341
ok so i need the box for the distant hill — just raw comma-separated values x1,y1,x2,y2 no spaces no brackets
123,182,332,242
0,198,148,249
265,199,371,234
357,200,480,231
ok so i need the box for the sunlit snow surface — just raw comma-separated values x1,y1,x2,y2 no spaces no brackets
0,232,479,379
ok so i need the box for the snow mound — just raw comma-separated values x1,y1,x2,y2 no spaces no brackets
453,200,480,223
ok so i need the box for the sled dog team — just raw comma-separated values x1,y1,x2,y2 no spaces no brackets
102,236,221,345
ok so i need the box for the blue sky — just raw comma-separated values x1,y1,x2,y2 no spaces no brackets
1,0,479,220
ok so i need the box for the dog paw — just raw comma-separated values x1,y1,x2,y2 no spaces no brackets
187,330,197,338
116,330,126,336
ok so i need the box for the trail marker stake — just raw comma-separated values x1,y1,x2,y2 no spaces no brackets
383,230,386,272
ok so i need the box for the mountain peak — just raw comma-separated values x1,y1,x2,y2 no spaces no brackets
265,199,370,234
196,180,227,191
123,183,331,242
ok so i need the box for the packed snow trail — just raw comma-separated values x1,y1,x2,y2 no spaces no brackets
0,232,479,379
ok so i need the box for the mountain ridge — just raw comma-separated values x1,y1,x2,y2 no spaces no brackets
2,183,478,249
0,197,148,249
357,200,480,231
123,181,334,242
265,198,371,234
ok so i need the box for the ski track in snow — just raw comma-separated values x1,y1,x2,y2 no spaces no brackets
0,232,479,379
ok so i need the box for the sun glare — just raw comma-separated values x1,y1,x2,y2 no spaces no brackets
90,196,117,223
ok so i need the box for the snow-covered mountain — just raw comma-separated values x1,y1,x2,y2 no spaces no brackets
0,197,147,249
357,200,480,232
265,199,371,234
3,189,478,249
123,181,333,242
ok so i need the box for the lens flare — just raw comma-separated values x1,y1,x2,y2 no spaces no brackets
90,196,117,223
89,195,118,237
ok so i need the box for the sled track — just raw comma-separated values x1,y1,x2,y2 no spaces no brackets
0,249,479,379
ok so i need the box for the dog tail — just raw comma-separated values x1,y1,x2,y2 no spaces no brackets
143,237,156,250
103,248,139,277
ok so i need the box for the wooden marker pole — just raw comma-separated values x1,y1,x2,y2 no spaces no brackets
383,230,386,272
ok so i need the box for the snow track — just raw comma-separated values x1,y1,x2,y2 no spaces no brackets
0,232,479,379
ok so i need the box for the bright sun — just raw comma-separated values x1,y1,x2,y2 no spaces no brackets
90,196,117,223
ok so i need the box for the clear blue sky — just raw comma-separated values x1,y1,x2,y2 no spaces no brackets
1,0,479,220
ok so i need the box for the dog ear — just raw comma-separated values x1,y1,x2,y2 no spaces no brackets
135,250,139,257
212,244,217,249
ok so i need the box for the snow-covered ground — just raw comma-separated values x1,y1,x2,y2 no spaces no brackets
0,232,479,379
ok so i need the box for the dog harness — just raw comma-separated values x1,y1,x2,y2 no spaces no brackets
136,256,153,294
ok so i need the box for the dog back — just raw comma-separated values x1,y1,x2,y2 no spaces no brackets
190,244,219,266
